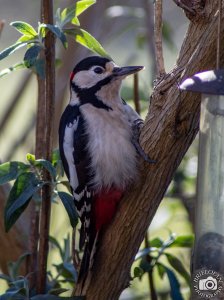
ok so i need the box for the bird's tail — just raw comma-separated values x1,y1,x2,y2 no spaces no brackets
77,231,99,294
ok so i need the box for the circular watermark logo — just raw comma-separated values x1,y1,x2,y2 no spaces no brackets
192,269,224,298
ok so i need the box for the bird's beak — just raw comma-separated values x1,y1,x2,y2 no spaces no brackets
112,65,144,77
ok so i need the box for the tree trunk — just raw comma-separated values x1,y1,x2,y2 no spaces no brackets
75,1,224,298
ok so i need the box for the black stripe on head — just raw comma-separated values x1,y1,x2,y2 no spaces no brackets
73,56,111,74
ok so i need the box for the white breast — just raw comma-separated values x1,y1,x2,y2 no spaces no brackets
80,103,138,191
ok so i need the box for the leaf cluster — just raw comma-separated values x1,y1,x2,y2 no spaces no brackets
133,234,194,299
0,150,78,233
0,241,82,299
0,0,110,78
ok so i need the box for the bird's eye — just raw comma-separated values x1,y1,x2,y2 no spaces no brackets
94,67,104,74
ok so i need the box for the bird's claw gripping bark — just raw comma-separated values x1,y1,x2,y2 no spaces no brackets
132,119,156,164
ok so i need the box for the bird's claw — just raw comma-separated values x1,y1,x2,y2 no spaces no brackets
132,119,156,164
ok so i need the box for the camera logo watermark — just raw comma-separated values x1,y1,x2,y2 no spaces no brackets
193,269,224,298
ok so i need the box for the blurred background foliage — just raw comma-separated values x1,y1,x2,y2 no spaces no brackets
0,0,196,299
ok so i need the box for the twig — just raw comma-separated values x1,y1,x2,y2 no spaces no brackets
144,232,157,300
133,73,141,115
0,20,5,38
143,0,157,84
37,0,55,293
154,0,166,78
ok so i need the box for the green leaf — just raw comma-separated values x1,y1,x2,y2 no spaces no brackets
156,262,166,279
60,1,95,27
58,192,78,228
11,21,37,37
31,296,84,300
41,24,68,48
165,253,191,286
76,29,110,58
0,62,26,78
0,42,27,61
51,149,60,167
26,153,35,164
133,266,144,279
170,235,194,248
60,6,77,27
34,159,57,180
48,288,69,296
4,172,43,232
32,58,45,79
71,17,80,26
8,253,30,280
0,161,29,185
65,28,111,58
0,289,27,300
75,0,96,17
17,35,37,43
53,262,77,283
24,45,42,68
150,237,163,248
164,266,184,300
0,274,11,282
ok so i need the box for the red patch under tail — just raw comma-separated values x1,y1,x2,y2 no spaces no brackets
94,189,123,231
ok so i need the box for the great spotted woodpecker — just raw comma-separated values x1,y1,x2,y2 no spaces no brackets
59,56,154,283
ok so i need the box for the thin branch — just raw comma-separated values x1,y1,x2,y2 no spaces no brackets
37,0,55,293
133,73,141,115
0,20,5,38
154,0,166,78
143,0,157,83
144,233,157,300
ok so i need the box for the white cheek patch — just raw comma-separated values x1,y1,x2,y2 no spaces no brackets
73,69,108,89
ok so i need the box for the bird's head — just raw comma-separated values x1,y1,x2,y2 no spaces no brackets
69,56,144,105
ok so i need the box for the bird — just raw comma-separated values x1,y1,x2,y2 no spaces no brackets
58,56,154,287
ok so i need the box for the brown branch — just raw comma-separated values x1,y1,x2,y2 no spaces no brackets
154,0,166,78
0,20,5,38
133,73,141,115
74,1,222,298
37,0,55,293
143,0,157,83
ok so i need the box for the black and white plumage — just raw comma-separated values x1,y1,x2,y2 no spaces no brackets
59,56,153,285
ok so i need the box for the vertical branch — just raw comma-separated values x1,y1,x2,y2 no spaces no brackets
28,75,45,284
133,73,141,115
36,0,55,293
144,233,157,300
143,0,157,83
0,20,5,38
154,0,166,78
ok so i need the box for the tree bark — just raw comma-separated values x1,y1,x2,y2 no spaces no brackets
75,1,224,299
